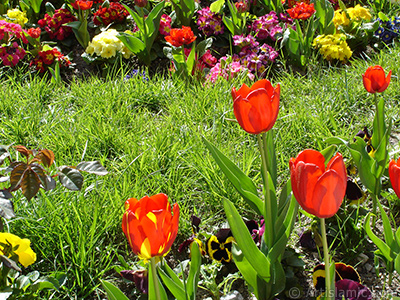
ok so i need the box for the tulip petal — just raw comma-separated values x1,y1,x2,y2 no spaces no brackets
293,161,323,216
235,83,251,99
233,96,257,134
294,149,326,171
362,76,373,93
312,169,346,218
326,153,346,182
389,160,400,199
250,79,274,98
247,88,275,132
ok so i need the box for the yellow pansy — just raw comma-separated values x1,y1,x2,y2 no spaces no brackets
0,232,36,267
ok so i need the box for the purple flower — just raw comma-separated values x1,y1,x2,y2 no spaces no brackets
335,279,372,300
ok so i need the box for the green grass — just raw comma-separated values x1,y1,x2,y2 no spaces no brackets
1,46,399,299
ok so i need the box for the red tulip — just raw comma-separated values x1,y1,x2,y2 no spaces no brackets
122,193,179,260
389,158,400,199
232,79,280,135
362,65,391,94
290,150,347,218
165,26,196,47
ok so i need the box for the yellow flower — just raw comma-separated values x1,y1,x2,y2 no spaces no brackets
88,29,127,59
101,44,117,58
313,34,352,62
0,232,36,267
86,42,95,55
6,9,28,27
348,5,371,22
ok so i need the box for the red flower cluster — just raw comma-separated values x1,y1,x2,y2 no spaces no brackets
287,2,315,20
93,2,129,26
27,28,41,39
71,0,93,10
38,9,77,41
165,26,196,47
30,48,71,73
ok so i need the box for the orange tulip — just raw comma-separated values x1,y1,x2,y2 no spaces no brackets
362,65,391,94
290,150,347,218
389,158,400,199
122,193,179,260
232,79,280,135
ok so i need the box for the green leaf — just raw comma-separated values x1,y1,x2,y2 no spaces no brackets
196,37,213,58
395,253,400,275
76,161,108,176
122,4,144,32
320,145,337,165
223,15,235,36
377,200,397,251
224,198,271,280
145,1,164,47
186,43,196,75
117,33,146,54
231,244,266,299
148,261,168,300
364,213,393,261
203,137,263,215
58,167,84,191
158,268,186,300
31,276,60,292
100,280,130,300
210,0,225,13
378,12,389,22
186,242,201,300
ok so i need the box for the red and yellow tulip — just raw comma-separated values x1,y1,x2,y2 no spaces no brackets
122,193,179,260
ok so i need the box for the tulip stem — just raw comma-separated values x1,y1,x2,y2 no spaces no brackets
150,257,161,300
257,134,274,249
320,218,334,300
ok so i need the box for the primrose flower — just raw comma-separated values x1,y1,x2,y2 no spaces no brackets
122,193,179,260
38,9,76,41
86,29,132,59
251,12,283,41
333,5,371,28
93,3,129,26
313,34,352,62
0,232,36,267
6,9,28,27
196,7,224,37
159,14,172,36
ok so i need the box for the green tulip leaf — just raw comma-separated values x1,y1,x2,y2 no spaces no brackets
203,137,263,215
210,0,225,13
377,200,396,251
364,213,393,261
231,244,266,300
149,261,168,300
223,198,271,280
100,280,130,300
158,268,186,300
186,242,201,300
395,253,400,275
